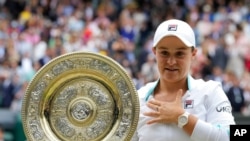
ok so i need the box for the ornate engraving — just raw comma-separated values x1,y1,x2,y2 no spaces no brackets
31,91,40,101
28,105,38,116
88,86,108,105
55,86,77,106
71,102,91,120
47,79,115,140
73,133,87,141
55,118,75,137
49,60,74,77
116,121,129,138
86,118,108,138
29,119,44,140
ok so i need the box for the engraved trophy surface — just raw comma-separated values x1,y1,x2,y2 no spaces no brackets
21,52,139,141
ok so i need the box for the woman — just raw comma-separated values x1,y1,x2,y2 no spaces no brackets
132,19,235,141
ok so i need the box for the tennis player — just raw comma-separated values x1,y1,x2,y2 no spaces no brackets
132,19,235,141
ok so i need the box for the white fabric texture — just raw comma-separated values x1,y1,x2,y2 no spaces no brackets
132,76,235,141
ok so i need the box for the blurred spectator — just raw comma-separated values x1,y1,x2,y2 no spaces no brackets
118,7,136,42
15,32,33,58
33,32,48,62
140,53,159,84
226,23,249,79
64,31,82,53
110,38,127,64
210,37,229,71
38,47,54,67
240,71,250,116
244,44,250,72
10,81,28,112
0,58,22,108
227,71,245,113
137,36,153,71
205,66,224,83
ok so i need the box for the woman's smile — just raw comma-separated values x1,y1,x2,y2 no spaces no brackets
165,67,178,72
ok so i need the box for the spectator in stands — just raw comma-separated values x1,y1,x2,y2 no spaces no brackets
140,53,159,84
227,71,246,113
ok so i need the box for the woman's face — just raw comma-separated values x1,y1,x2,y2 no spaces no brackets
153,36,197,83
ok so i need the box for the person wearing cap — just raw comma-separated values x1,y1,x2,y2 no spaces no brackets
132,19,235,141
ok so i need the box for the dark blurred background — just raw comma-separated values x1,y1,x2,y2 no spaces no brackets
0,0,250,140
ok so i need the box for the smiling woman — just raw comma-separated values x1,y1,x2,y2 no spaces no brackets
153,36,196,84
131,19,235,141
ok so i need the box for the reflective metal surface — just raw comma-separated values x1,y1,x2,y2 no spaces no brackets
21,52,139,141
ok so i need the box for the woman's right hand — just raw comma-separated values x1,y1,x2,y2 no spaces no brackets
143,89,185,125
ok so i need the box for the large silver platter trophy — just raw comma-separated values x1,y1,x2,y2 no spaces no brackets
21,52,139,141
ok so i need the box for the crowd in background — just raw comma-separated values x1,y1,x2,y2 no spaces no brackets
0,0,250,137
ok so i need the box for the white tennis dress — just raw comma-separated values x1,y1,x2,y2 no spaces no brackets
132,75,235,141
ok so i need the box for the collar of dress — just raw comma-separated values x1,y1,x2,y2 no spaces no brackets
145,75,194,101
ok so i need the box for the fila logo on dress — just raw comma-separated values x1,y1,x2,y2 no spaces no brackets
184,100,194,109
